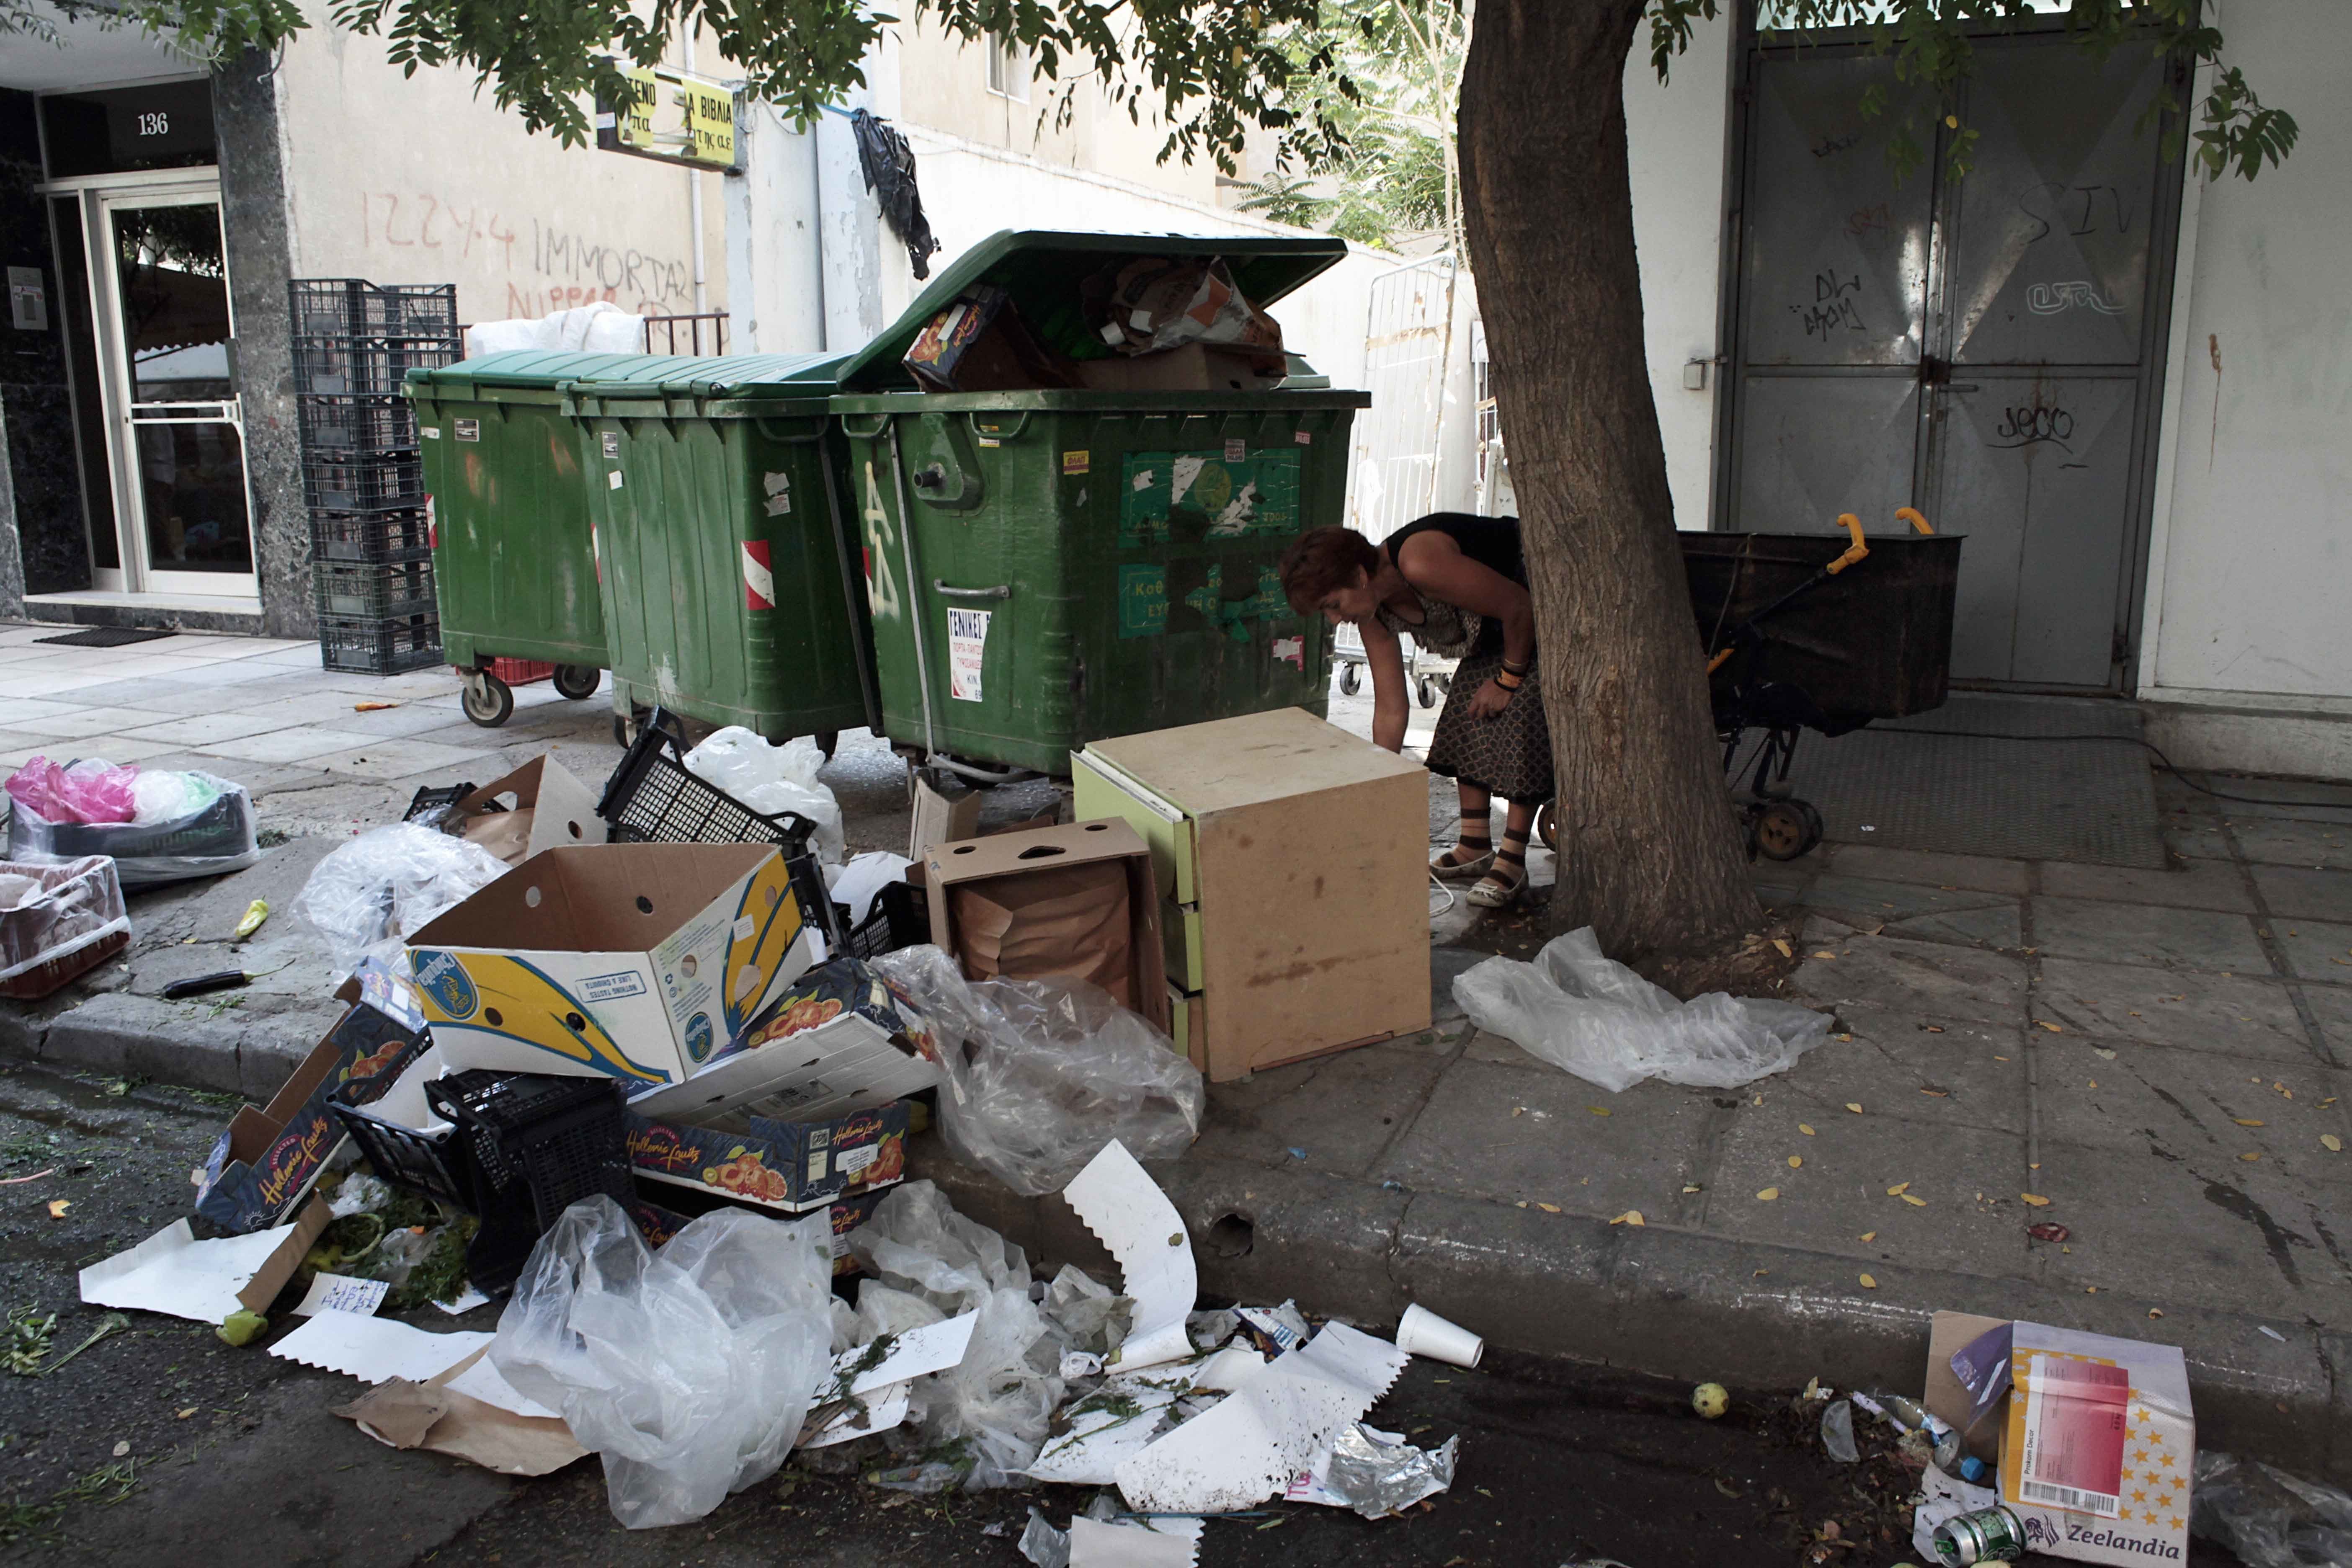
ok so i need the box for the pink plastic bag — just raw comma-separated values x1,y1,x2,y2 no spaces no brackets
5,757,139,825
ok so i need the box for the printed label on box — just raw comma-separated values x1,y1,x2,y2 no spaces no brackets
578,971,649,1003
837,1143,879,1175
947,608,990,702
2019,1355,2130,1517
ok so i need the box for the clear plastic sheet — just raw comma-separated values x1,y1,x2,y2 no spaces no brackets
488,1196,836,1529
296,823,510,979
2192,1449,2352,1567
1453,927,1832,1093
872,946,1204,1196
0,857,127,988
682,727,845,862
6,756,137,823
8,771,258,888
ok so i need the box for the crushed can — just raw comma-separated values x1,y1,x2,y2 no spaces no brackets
1933,1504,2027,1565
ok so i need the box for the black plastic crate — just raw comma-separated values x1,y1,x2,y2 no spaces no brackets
304,454,426,513
403,781,481,826
329,1070,472,1210
427,1072,634,1234
314,559,437,619
294,334,461,396
297,393,419,454
319,612,442,675
290,279,460,338
596,713,848,951
844,879,927,962
29,783,253,862
311,509,432,563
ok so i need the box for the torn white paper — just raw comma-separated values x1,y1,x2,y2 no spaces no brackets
1191,1346,1268,1393
269,1309,491,1385
803,1383,913,1449
838,1311,978,1396
434,1286,490,1315
294,1273,389,1318
1115,1322,1408,1514
79,1217,303,1324
443,1353,563,1422
1026,1379,1184,1486
1069,1514,1201,1568
1064,1141,1195,1370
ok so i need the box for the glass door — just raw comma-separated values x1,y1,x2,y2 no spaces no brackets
90,187,256,596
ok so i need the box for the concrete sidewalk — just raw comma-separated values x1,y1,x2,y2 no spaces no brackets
2,627,2347,1481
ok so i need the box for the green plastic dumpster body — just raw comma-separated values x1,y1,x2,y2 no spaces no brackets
563,353,874,743
828,231,1371,776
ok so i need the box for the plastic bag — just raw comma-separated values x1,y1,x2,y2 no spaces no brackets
6,756,138,824
1819,1399,1859,1463
132,769,222,825
846,1181,1063,1489
489,1195,836,1529
0,856,128,991
2192,1450,2352,1567
872,946,1205,1197
296,822,509,980
1453,927,1831,1093
683,727,845,862
7,770,258,887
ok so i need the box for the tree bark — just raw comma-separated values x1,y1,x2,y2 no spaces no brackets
1457,0,1760,960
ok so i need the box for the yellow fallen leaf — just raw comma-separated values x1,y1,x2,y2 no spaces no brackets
1859,1230,1877,1241
2324,1135,2343,1153
2240,1152,2261,1162
1510,1106,1524,1117
1535,1202,1562,1213
46,1199,69,1218
352,701,399,712
2021,1193,2052,1206
1846,1102,1864,1114
2037,1021,2063,1033
1772,938,1792,958
1834,1032,1853,1042
1799,1124,1816,1136
1859,1274,1877,1289
1610,1210,1645,1227
1756,1187,1780,1201
1787,1155,1803,1168
1812,950,1836,960
2234,1119,2265,1127
1901,1194,1927,1207
176,1407,196,1419
1886,1182,1910,1196
1589,1106,1611,1117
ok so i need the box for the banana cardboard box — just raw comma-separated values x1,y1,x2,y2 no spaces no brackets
406,842,818,1088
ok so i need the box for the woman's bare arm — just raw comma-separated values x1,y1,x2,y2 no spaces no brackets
1359,615,1411,752
1395,531,1535,668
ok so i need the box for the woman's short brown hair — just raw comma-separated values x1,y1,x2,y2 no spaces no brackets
1279,526,1380,615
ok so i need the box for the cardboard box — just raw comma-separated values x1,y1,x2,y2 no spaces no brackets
1074,709,1430,1081
923,818,1170,1033
443,755,608,867
902,284,1075,393
625,957,941,1126
408,842,818,1088
1074,343,1284,394
1925,1312,2196,1565
908,767,982,867
629,1181,886,1277
195,979,430,1235
624,1100,909,1214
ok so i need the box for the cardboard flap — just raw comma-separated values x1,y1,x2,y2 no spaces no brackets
409,842,775,953
452,755,608,867
926,818,1149,884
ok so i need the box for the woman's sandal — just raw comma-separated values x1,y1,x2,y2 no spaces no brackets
1467,861,1527,909
1429,844,1496,882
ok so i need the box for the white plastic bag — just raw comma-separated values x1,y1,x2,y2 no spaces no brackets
873,946,1205,1197
489,1195,836,1528
296,822,509,980
1452,927,1831,1093
683,727,845,862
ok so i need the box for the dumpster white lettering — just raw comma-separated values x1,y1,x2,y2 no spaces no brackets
862,460,903,622
947,609,990,702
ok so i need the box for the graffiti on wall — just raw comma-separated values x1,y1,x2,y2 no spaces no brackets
361,192,695,317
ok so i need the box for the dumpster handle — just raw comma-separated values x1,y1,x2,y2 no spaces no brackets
1825,513,1870,575
1894,506,1935,535
816,430,886,735
965,410,1031,443
885,422,942,761
932,580,1011,601
838,412,894,440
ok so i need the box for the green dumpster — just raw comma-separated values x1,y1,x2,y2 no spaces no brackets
562,353,877,749
405,350,676,726
828,230,1370,778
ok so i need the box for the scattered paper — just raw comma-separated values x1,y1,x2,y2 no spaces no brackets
1027,1377,1185,1485
294,1273,389,1318
800,1313,980,1447
1069,1514,1201,1568
434,1287,491,1315
1065,1142,1197,1370
80,1215,307,1324
1235,1302,1310,1354
442,1353,562,1421
1115,1322,1408,1514
270,1309,490,1385
1911,1463,1999,1558
803,1382,913,1449
333,1351,585,1478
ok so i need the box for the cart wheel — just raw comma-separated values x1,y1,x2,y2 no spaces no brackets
461,673,513,728
1415,676,1439,709
1434,672,1452,696
1753,800,1812,861
1534,802,1559,854
814,730,839,762
1794,798,1825,856
552,664,601,701
613,714,633,748
1338,663,1362,697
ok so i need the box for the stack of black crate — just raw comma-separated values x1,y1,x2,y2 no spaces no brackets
290,279,460,674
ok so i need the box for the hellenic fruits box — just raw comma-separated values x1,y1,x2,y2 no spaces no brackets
624,1100,909,1215
624,956,942,1126
629,1184,887,1278
407,843,818,1090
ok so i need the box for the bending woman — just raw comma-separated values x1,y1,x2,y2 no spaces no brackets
1279,514,1554,908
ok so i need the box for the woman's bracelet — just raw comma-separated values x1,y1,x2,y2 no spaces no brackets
1493,670,1523,691
1501,656,1532,676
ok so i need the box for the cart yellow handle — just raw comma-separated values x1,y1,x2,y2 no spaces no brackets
1826,513,1870,575
1894,506,1935,535
1707,647,1735,674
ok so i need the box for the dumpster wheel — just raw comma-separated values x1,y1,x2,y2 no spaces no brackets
1338,663,1362,697
552,664,601,701
1534,802,1559,854
461,671,513,728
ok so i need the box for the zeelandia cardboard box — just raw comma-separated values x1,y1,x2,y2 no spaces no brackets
407,842,818,1089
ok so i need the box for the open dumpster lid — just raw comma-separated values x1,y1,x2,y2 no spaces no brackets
833,229,1352,393
412,351,847,400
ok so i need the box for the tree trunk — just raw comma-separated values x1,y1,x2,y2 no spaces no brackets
1457,0,1760,961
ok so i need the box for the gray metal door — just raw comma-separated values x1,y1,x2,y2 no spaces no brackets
1724,32,2181,690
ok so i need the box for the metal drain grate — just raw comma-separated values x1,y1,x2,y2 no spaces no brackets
1777,692,2166,868
33,626,177,648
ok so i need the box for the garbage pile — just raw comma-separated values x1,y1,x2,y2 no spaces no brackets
5,756,259,887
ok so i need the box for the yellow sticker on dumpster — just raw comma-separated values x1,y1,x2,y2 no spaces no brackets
1063,450,1090,475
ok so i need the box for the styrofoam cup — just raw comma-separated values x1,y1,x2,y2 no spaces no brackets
1395,1303,1483,1368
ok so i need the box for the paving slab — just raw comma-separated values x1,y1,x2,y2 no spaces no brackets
2032,1037,2351,1185
2030,895,2272,971
2250,864,2352,923
2039,856,2258,912
1773,1010,2028,1135
0,703,178,740
1194,1042,1449,1181
1817,843,2030,894
2228,816,2352,870
2032,957,2321,1063
1786,930,2028,1027
307,739,498,779
2308,986,2352,1057
2275,918,2352,983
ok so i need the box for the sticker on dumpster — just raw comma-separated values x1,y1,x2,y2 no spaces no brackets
947,608,990,701
602,432,621,458
1272,634,1305,668
455,418,480,442
1118,564,1167,640
609,471,624,490
1063,450,1090,475
1224,436,1247,462
420,426,441,440
742,541,775,611
762,471,792,517
1294,429,1313,445
1120,450,1300,548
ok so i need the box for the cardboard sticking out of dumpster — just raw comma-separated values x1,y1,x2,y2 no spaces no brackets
624,1099,909,1215
444,755,608,868
407,843,818,1089
903,285,1075,393
1924,1311,2196,1566
925,819,1169,1032
194,976,431,1235
1075,343,1284,394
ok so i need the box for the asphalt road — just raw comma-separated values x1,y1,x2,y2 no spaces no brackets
0,1061,2250,1568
